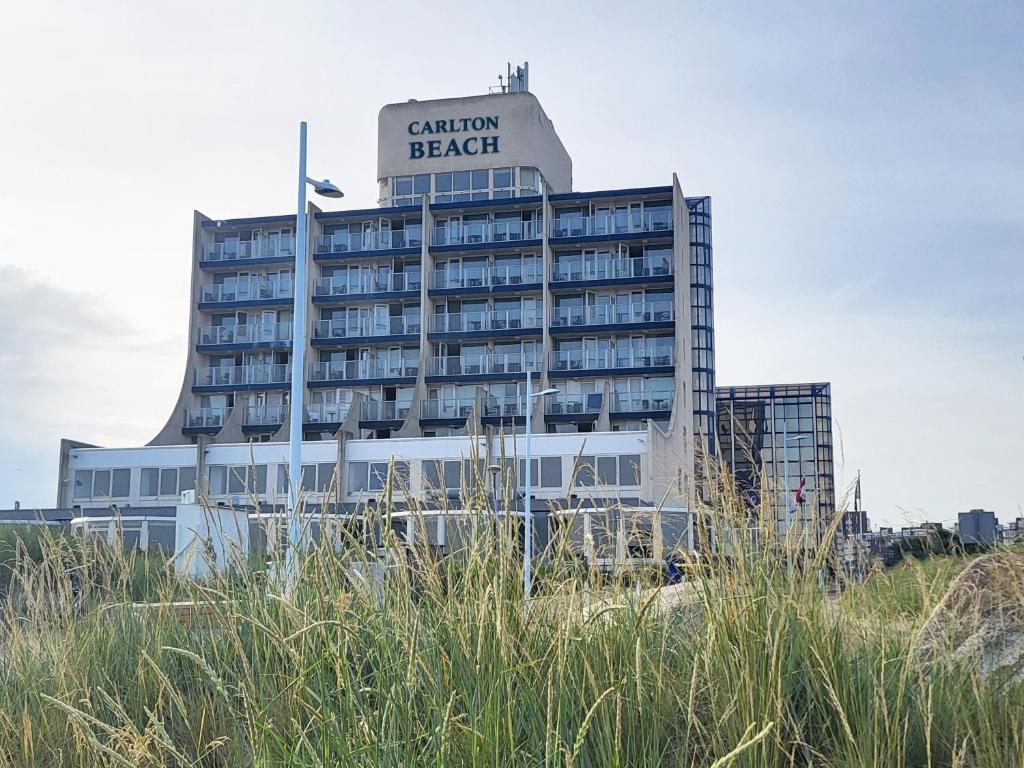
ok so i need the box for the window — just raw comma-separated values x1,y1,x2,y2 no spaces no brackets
493,168,513,188
597,457,618,485
316,463,336,493
573,455,641,487
619,455,641,486
347,461,407,493
208,465,266,496
159,468,178,497
348,461,369,493
179,466,196,492
575,456,595,486
92,470,111,498
73,470,92,500
515,457,562,488
141,468,160,497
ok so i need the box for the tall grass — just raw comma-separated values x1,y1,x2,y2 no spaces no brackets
0,470,1021,767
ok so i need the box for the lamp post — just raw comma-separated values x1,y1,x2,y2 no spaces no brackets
522,369,558,599
285,121,343,595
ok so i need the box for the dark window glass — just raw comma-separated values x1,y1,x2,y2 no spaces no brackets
160,468,178,496
300,464,317,493
471,169,489,190
422,460,441,490
252,465,268,494
414,174,430,194
369,462,389,491
435,173,452,193
316,463,335,493
228,467,247,496
140,468,159,496
348,462,368,493
619,455,641,486
597,457,617,485
444,460,461,490
453,171,471,191
575,456,595,486
93,470,111,498
541,457,562,488
179,466,196,492
111,469,131,498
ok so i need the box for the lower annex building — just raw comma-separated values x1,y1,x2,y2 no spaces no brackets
53,65,835,564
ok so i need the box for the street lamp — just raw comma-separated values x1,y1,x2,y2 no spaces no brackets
285,121,343,595
522,369,558,599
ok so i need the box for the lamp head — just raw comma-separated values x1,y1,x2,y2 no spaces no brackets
312,178,344,198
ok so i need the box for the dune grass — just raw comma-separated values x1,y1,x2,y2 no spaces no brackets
0,483,1022,767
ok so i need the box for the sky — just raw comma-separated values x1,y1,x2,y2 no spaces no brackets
0,0,1021,527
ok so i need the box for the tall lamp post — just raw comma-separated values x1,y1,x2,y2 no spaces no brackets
286,121,343,594
522,369,558,599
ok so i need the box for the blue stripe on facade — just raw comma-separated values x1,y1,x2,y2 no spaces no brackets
419,417,469,427
610,409,672,420
242,423,283,433
547,275,673,291
358,419,404,430
313,290,419,304
191,382,291,393
427,282,542,298
428,238,542,255
183,425,222,436
307,377,416,389
196,341,292,353
313,247,421,262
311,333,419,347
543,413,600,423
548,230,672,246
548,321,674,336
428,327,542,342
315,204,421,220
198,256,294,271
548,365,675,379
425,372,530,384
303,421,342,431
200,214,295,228
198,299,293,311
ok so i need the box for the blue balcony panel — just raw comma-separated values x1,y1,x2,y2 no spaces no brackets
544,412,601,424
428,327,542,342
311,333,419,347
196,340,292,353
313,289,420,304
548,320,674,336
428,238,542,255
313,246,421,263
425,371,530,384
549,230,672,247
548,365,675,380
191,382,292,394
198,298,293,311
183,424,223,436
308,377,416,389
549,274,674,291
427,282,543,298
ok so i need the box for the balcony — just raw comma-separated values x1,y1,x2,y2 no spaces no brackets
314,229,422,255
199,278,293,306
197,322,292,348
202,238,295,265
550,302,673,331
305,402,351,425
610,393,674,414
311,315,420,343
429,309,543,336
243,404,288,428
183,407,230,431
313,272,421,300
551,210,672,239
420,398,475,421
359,400,412,423
545,393,603,417
426,353,541,379
549,349,673,375
193,364,291,389
551,256,672,284
308,359,418,385
482,395,527,419
430,263,541,291
429,220,543,248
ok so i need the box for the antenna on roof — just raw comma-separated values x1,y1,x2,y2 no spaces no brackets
491,62,529,94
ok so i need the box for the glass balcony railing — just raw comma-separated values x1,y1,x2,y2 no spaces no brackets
203,238,296,263
243,404,288,426
184,407,230,428
545,393,603,416
550,210,672,238
482,396,527,418
430,263,541,289
359,400,412,421
194,364,290,387
427,353,541,377
305,402,351,424
198,322,292,346
420,398,475,420
611,393,674,413
550,256,672,282
313,272,421,297
314,229,422,254
550,302,673,328
308,359,417,382
199,278,293,304
312,315,420,340
549,349,673,372
429,309,543,334
429,220,543,247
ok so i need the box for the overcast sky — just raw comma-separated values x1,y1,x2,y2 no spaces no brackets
0,0,1020,526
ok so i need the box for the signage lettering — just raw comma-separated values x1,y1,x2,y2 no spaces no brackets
407,115,500,159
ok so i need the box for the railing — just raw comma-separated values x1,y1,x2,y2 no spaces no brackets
551,210,672,238
545,393,603,416
305,402,351,424
312,315,420,340
549,349,673,372
482,396,526,418
198,322,292,346
430,263,541,289
551,256,672,282
314,272,421,297
184,407,230,428
199,278,293,304
309,360,418,382
203,237,296,262
429,309,543,334
550,302,673,327
611,393,674,413
430,219,543,247
243,404,288,426
194,364,290,387
421,398,475,420
359,400,412,421
427,354,541,377
314,229,423,254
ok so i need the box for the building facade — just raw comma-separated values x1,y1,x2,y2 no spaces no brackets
50,69,834,564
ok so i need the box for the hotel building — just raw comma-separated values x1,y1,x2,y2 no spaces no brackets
51,67,832,562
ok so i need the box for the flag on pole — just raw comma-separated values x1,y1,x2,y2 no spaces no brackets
794,476,808,508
